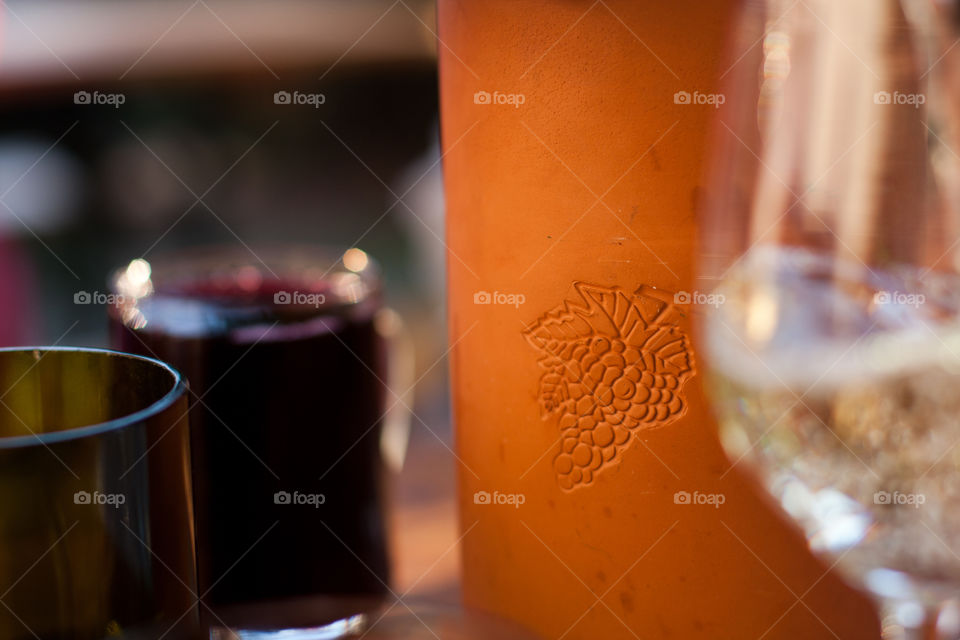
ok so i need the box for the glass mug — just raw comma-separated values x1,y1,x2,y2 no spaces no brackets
108,247,394,620
0,347,196,640
439,0,877,638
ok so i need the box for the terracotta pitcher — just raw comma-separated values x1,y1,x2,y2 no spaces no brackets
440,1,878,638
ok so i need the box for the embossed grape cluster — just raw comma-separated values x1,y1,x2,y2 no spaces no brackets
551,335,684,490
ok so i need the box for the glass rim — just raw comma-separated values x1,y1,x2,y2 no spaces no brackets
109,244,381,294
0,346,187,450
106,245,383,336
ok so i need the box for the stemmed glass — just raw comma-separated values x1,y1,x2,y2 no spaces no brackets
700,0,960,637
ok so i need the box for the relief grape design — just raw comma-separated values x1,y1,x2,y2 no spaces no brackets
523,283,694,491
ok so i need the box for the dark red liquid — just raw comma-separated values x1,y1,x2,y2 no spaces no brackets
110,281,390,607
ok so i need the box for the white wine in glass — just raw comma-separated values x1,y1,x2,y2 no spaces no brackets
700,0,960,637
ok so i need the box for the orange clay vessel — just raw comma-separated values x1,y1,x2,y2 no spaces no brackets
440,1,879,638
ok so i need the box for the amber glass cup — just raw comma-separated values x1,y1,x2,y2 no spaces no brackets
0,347,196,640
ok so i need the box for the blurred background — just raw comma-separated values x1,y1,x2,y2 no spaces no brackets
0,0,455,601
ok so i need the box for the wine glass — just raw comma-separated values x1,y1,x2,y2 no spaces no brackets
699,0,960,637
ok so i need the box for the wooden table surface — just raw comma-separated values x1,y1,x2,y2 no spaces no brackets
386,422,461,605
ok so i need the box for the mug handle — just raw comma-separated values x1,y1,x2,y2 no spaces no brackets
375,308,415,473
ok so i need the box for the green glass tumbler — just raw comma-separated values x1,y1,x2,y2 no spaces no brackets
0,347,197,640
